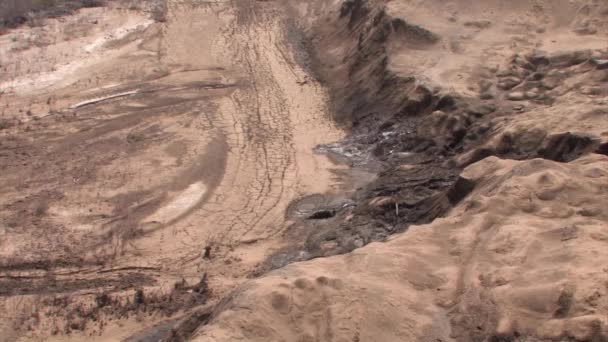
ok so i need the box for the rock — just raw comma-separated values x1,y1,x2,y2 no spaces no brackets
478,79,493,92
525,88,540,99
463,20,492,29
368,196,396,207
436,94,458,111
591,58,608,70
498,76,522,90
528,52,550,66
549,51,592,67
529,72,544,81
507,91,525,101
574,21,597,35
468,104,497,118
496,65,516,77
513,55,536,71
401,86,434,114
580,86,601,96
541,77,560,90
513,104,525,112
479,92,494,100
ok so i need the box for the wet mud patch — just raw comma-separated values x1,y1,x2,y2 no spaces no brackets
255,159,471,274
299,162,466,258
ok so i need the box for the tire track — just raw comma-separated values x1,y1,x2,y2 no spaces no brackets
205,1,296,245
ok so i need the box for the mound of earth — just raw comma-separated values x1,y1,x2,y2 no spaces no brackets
195,155,608,341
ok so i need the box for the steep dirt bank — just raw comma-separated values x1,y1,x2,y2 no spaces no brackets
190,0,608,340
293,0,608,259
254,0,608,265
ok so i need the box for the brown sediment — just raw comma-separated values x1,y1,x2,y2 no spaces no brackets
2,0,608,341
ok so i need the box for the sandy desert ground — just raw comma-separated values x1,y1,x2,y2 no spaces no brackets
1,0,607,341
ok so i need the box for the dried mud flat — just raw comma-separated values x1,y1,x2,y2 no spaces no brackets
1,0,608,341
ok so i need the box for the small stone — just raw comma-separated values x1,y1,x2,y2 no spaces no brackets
496,65,516,77
525,88,540,99
513,56,536,71
542,77,559,90
591,58,608,70
463,20,492,29
497,76,522,90
320,240,338,251
507,91,525,101
468,104,497,117
580,86,601,95
574,25,597,35
480,92,494,100
529,72,544,81
479,79,493,92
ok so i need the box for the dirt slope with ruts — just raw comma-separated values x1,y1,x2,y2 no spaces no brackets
0,0,343,340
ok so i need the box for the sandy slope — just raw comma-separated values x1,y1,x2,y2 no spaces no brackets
195,155,608,341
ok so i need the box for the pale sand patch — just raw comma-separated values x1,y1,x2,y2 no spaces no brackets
144,181,208,226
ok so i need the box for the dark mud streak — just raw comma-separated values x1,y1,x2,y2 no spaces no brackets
0,272,157,296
